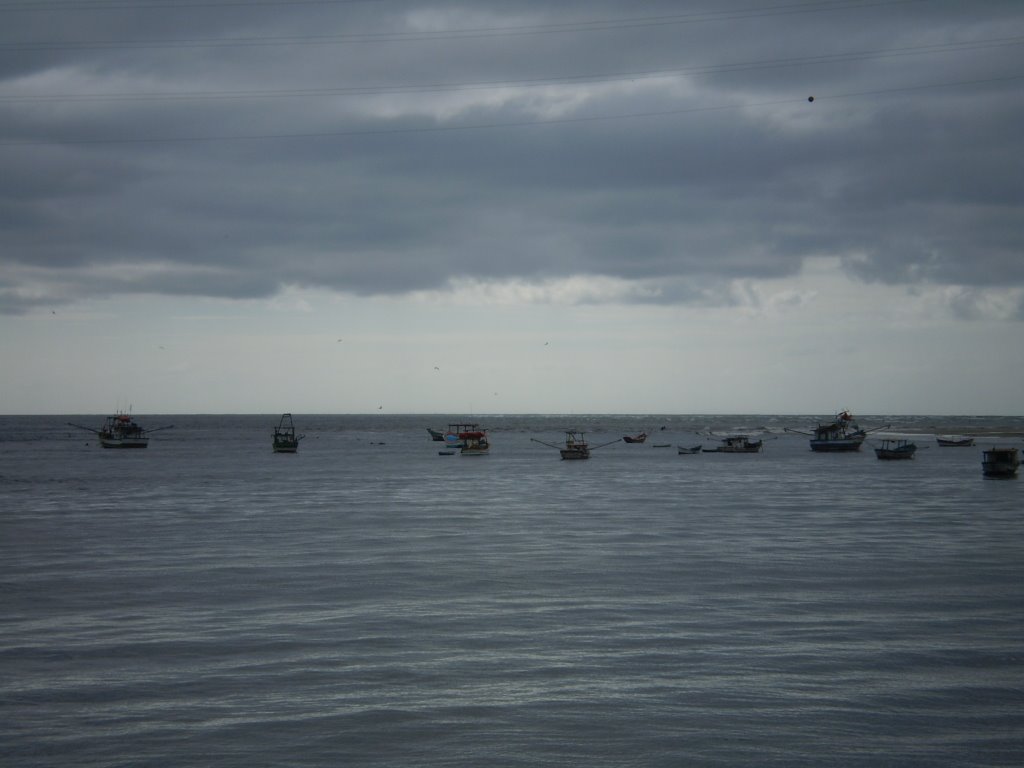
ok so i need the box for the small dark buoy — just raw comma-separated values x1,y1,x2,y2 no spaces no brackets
808,96,815,103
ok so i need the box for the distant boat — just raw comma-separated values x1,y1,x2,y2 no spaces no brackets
272,413,304,453
622,432,647,444
982,447,1019,478
443,422,478,448
426,427,445,441
68,413,173,449
531,431,621,460
438,449,456,456
651,443,672,448
704,435,762,453
874,439,917,460
936,435,974,447
785,411,886,452
677,445,702,455
459,427,490,456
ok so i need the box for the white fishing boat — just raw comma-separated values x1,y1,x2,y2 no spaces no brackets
785,411,886,452
68,413,173,449
531,431,620,460
704,435,762,454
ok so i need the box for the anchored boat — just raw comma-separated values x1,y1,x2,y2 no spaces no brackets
936,435,974,447
704,435,763,453
442,423,489,455
68,413,173,448
622,432,647,444
273,413,304,453
785,411,886,452
531,431,621,460
459,427,490,456
874,439,917,460
982,447,1019,478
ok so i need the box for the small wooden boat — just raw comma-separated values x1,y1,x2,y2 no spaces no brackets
982,447,1019,478
438,449,456,456
531,431,621,460
704,435,762,453
272,413,304,453
623,432,647,444
677,445,702,455
874,439,917,460
651,443,672,448
936,435,974,447
427,427,446,441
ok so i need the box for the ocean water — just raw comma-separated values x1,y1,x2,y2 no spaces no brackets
2,414,1023,767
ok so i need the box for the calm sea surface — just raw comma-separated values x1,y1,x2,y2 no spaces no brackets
2,414,1023,767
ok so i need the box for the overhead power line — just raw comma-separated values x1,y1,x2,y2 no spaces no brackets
2,35,1020,104
0,0,932,48
1,73,1020,149
0,0,383,10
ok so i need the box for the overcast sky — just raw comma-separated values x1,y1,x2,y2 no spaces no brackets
1,0,1022,415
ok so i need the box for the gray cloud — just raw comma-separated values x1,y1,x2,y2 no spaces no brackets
2,1,1023,313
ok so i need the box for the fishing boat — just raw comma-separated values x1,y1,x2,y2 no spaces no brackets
426,427,445,441
68,413,173,448
874,439,917,460
272,413,304,453
531,431,621,460
704,435,762,453
622,432,647,444
459,427,490,456
936,435,974,447
785,411,885,452
677,445,702,455
982,447,1020,478
443,423,476,448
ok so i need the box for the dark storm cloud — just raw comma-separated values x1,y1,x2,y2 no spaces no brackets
1,0,1023,312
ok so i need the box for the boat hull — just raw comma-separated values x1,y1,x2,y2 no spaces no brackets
273,442,299,453
937,437,974,447
875,449,916,459
560,448,590,460
100,437,148,448
810,438,864,452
